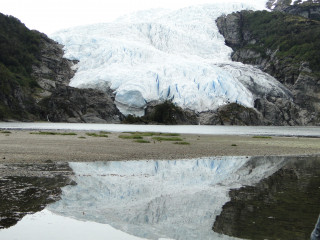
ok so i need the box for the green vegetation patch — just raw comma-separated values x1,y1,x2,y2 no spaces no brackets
160,133,180,136
126,132,160,136
134,139,151,143
0,130,11,134
152,136,183,142
30,131,77,136
119,134,143,139
0,13,43,120
85,132,108,138
100,131,111,134
242,10,320,73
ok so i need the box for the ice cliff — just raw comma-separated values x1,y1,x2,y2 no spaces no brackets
51,2,290,116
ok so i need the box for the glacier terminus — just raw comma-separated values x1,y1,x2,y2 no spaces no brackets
51,1,291,116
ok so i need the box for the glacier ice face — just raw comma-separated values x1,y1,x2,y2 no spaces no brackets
48,156,287,240
51,2,290,116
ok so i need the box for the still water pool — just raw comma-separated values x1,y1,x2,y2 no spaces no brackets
2,155,316,240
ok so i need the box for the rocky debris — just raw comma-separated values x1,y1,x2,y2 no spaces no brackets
199,103,264,126
266,0,293,11
40,85,124,123
0,162,74,229
267,0,320,20
213,155,320,240
253,97,309,125
284,4,320,20
216,10,320,125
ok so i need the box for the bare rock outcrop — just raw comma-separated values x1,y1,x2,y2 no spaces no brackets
216,9,320,125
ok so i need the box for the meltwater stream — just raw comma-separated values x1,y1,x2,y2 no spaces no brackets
40,156,287,240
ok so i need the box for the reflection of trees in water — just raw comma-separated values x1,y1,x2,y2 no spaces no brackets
214,155,320,240
0,163,73,229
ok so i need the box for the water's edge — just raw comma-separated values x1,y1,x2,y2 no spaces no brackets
1,123,320,137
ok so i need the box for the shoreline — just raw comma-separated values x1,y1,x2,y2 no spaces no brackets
1,122,320,137
1,129,320,163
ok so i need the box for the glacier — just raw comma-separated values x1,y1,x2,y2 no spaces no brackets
48,156,287,240
51,1,290,116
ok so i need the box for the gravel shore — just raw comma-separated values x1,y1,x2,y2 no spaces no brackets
1,130,320,164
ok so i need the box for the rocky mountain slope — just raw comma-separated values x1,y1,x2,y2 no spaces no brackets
0,13,123,123
216,4,320,125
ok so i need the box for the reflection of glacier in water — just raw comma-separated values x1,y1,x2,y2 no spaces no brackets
49,156,288,240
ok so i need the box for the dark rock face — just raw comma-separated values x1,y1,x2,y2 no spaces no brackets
41,85,123,123
0,76,37,120
267,0,320,20
216,9,320,125
213,155,320,240
144,100,198,125
199,103,264,126
284,4,320,20
122,100,198,125
216,12,246,49
0,163,74,229
31,32,78,100
33,33,123,123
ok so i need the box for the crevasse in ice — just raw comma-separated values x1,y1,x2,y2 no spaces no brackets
51,2,290,116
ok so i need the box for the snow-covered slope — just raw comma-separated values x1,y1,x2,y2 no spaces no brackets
48,157,287,239
51,2,290,116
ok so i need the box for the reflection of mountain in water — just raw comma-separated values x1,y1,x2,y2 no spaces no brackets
214,156,320,240
0,163,74,229
48,156,288,240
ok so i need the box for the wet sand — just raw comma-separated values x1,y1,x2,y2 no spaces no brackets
1,130,320,163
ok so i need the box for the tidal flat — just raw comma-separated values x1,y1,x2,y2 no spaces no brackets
1,130,320,163
0,127,320,239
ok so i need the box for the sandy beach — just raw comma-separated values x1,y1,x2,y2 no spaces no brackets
1,130,320,163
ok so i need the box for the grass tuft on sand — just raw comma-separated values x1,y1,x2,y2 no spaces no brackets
86,133,108,138
119,135,143,139
152,136,183,142
134,139,151,143
0,130,11,134
253,136,272,139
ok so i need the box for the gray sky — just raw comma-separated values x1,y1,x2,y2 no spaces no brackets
1,0,264,34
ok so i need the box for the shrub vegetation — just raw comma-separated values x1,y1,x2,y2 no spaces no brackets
0,13,42,119
242,10,320,73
